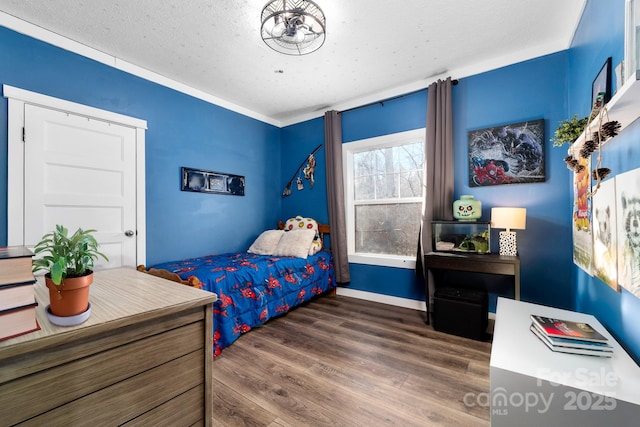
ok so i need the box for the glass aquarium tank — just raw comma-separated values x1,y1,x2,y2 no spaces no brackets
432,220,491,253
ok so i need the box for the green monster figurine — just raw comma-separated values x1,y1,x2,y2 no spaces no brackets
453,195,482,221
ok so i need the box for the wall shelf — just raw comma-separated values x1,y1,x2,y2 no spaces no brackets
570,72,640,153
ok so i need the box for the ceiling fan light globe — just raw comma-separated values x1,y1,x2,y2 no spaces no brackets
271,21,286,37
282,29,305,44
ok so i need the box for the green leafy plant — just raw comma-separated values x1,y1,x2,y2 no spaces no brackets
32,225,109,286
551,114,589,147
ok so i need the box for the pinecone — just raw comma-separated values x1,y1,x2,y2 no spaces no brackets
600,121,621,139
564,155,578,170
579,139,598,158
592,167,611,180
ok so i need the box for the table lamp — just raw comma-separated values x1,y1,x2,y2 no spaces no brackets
491,207,526,256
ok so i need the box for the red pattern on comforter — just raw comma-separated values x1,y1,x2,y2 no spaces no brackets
151,251,335,355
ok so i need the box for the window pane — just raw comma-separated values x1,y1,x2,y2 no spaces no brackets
353,142,423,201
399,169,423,197
355,203,422,256
354,175,375,199
376,170,397,199
353,150,375,200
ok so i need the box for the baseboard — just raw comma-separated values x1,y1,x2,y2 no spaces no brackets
334,287,498,321
335,287,427,311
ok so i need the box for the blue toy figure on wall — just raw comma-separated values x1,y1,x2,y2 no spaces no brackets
453,195,482,221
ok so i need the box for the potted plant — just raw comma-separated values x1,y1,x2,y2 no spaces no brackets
32,225,108,317
551,114,589,147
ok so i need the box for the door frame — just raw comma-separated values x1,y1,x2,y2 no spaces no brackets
3,84,148,266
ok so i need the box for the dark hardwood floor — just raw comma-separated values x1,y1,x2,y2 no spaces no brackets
211,294,491,426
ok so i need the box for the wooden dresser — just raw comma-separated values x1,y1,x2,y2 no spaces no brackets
0,268,217,426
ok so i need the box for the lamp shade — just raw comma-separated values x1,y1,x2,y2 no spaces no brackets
491,207,526,231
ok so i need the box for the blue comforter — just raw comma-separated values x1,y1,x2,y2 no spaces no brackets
151,251,335,355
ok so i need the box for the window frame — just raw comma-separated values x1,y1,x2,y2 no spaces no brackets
342,128,425,269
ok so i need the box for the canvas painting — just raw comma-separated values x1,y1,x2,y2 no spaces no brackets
592,178,618,290
616,167,640,298
468,119,545,187
572,156,593,275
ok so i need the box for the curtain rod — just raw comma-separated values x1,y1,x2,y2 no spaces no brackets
339,79,458,115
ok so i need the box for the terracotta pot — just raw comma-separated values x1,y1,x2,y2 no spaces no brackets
45,271,93,317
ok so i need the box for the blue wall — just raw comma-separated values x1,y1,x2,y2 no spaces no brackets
280,117,329,225
281,95,428,301
454,53,574,310
2,0,638,361
0,26,282,265
568,0,640,362
282,54,574,307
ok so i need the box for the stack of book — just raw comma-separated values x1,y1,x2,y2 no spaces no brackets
530,314,613,357
0,246,40,341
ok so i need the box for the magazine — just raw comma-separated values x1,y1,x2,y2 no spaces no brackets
530,315,608,343
530,325,612,358
530,322,612,351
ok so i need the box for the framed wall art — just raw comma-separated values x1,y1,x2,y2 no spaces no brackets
616,167,640,299
468,119,545,187
181,167,245,196
591,57,612,114
592,177,618,290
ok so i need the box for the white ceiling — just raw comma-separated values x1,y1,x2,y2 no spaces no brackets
0,0,586,127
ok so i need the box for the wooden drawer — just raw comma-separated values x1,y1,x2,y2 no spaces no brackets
426,255,517,276
1,321,204,425
18,350,204,426
122,385,204,426
0,308,204,384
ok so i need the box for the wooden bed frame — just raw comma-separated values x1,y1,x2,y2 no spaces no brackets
136,264,203,288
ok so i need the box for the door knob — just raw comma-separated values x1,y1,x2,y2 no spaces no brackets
125,230,135,237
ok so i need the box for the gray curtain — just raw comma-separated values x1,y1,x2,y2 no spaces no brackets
324,110,350,284
417,78,454,319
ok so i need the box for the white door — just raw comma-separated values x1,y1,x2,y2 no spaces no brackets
23,104,137,269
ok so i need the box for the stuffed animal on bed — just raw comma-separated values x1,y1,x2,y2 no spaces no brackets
284,216,323,255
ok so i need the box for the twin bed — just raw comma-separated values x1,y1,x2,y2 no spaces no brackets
144,217,336,355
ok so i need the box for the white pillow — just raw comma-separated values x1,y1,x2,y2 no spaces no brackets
273,229,316,259
284,216,322,255
247,230,284,255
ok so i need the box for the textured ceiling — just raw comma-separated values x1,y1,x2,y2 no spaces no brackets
0,0,585,126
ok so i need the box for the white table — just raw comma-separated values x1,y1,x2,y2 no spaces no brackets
490,297,640,426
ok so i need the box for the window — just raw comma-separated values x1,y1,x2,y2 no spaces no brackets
343,128,425,269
